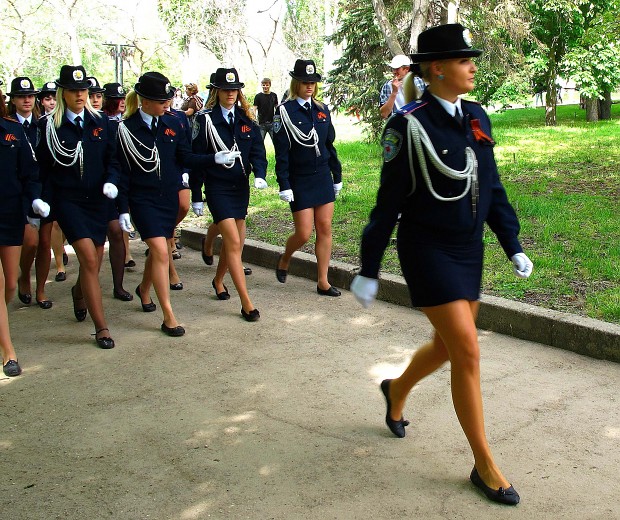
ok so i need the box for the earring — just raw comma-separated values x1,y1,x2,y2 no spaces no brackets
438,74,445,80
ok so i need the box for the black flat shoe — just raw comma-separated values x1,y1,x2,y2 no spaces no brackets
243,267,252,276
241,308,260,322
124,259,136,268
170,282,183,291
71,286,87,322
380,379,410,438
470,467,520,505
212,279,230,300
201,237,214,265
172,249,181,260
161,322,185,337
135,285,156,312
94,328,115,349
317,285,341,297
63,251,69,266
55,271,67,282
3,359,22,377
18,291,31,305
36,299,53,309
275,254,287,283
113,289,133,301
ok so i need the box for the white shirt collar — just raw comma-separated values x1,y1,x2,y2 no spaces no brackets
139,108,156,127
15,113,32,125
66,109,85,124
221,106,235,120
296,97,311,107
431,94,463,118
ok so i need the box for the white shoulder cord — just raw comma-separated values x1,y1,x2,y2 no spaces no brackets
278,105,320,157
117,121,160,179
405,114,479,217
203,114,240,170
45,117,84,177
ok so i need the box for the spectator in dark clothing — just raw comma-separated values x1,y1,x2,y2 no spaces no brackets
253,78,278,143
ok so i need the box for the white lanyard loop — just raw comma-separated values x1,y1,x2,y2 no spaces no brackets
278,104,320,157
45,117,84,177
117,121,161,179
203,114,243,172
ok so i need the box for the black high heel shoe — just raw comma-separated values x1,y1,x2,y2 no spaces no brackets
93,328,115,349
470,467,520,505
18,290,31,305
201,237,214,265
380,379,410,438
135,285,156,312
212,279,230,300
71,286,87,322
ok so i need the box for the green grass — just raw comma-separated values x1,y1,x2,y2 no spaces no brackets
184,105,620,324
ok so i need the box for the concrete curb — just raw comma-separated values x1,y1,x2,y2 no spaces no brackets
181,226,620,363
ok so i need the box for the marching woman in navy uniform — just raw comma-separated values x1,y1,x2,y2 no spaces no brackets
192,67,267,321
351,25,533,505
117,71,232,336
273,59,343,296
0,83,49,375
37,65,121,349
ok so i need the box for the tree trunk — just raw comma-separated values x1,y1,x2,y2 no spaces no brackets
585,98,599,122
372,0,404,56
545,86,557,126
599,91,612,120
408,0,431,53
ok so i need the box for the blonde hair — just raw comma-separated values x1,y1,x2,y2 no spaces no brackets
52,87,100,128
206,88,256,122
289,78,325,110
123,90,140,119
403,72,423,104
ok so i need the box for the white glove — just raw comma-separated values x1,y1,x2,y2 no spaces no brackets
254,177,268,189
27,216,40,230
32,198,50,218
214,150,242,165
192,202,204,216
333,182,343,197
350,275,379,309
119,213,133,233
181,173,189,188
102,183,118,199
279,189,294,202
511,252,533,279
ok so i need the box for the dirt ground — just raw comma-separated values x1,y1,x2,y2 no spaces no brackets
2,238,619,520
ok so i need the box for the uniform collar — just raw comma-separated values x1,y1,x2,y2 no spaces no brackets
430,93,463,118
220,105,235,120
139,108,157,127
65,109,85,124
296,97,311,107
15,113,33,125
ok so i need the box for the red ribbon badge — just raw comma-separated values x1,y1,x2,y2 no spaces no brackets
317,112,327,120
470,119,495,144
241,124,251,133
92,127,103,137
5,134,17,141
164,128,176,137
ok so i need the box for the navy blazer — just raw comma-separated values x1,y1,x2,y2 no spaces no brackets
0,116,41,209
191,106,267,189
36,110,120,203
272,99,342,191
117,110,216,214
360,90,522,279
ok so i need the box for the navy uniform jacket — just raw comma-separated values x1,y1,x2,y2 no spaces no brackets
360,90,522,279
191,107,267,189
0,116,41,214
36,110,120,203
272,99,342,191
117,110,216,214
18,114,39,147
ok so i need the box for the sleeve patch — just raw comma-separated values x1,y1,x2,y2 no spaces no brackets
273,114,282,134
382,128,402,162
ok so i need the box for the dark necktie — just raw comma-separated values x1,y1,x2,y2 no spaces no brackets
23,120,30,130
151,117,157,136
228,112,234,130
454,110,463,125
304,102,311,113
74,116,83,136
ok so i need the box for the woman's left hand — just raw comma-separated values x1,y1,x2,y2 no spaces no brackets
511,253,533,278
333,182,343,197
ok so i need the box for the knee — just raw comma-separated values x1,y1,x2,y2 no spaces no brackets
4,278,17,298
450,339,480,370
107,223,123,243
294,227,313,244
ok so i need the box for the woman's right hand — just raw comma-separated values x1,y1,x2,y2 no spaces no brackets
279,189,294,202
350,275,379,308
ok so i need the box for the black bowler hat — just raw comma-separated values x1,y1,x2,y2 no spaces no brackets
56,65,91,90
210,68,245,90
289,59,321,82
410,24,482,62
103,82,127,99
87,76,105,94
134,72,175,101
8,76,40,96
38,81,57,97
206,73,216,90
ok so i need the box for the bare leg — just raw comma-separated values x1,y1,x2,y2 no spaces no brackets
123,231,134,264
203,222,220,257
277,208,314,270
313,202,334,290
168,237,181,285
143,237,178,328
18,224,38,298
35,221,53,302
72,238,109,341
0,246,21,304
0,259,18,365
107,219,129,296
51,222,66,276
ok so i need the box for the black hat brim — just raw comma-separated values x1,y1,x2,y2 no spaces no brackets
134,85,175,101
211,82,245,90
409,48,482,62
8,89,40,97
55,80,91,90
88,87,106,94
289,71,322,82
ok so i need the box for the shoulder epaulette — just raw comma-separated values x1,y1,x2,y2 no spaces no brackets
461,99,481,106
2,116,19,123
399,100,427,115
